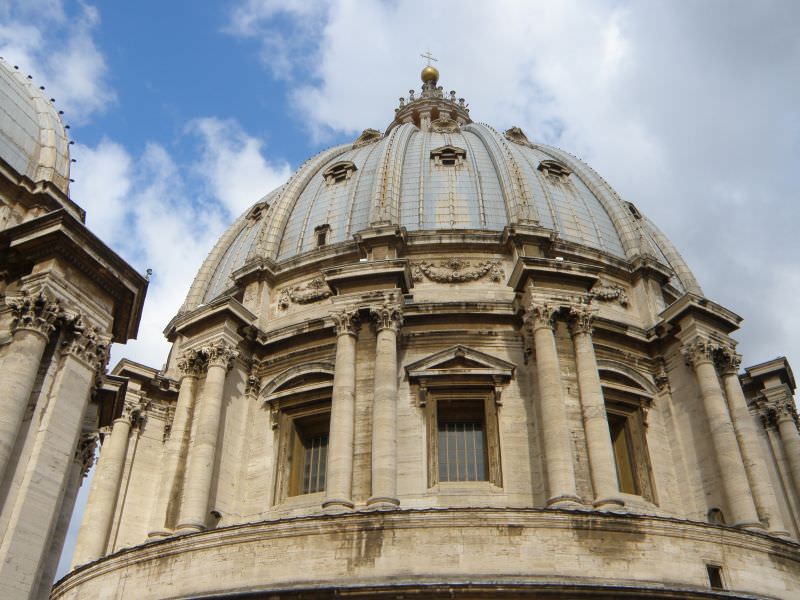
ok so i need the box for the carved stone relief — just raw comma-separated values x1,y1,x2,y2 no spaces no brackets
352,128,382,148
411,258,504,283
276,277,332,312
504,126,534,148
590,281,629,307
430,114,460,133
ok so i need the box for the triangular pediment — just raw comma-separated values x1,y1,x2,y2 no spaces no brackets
405,345,515,381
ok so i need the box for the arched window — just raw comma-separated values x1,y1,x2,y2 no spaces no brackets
537,159,572,178
599,366,656,501
263,364,335,499
322,161,357,185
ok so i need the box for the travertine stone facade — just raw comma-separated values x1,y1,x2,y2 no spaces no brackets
55,68,800,599
0,59,147,600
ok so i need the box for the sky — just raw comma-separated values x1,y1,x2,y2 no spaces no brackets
1,0,799,583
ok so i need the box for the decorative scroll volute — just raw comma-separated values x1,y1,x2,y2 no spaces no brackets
61,315,111,373
567,305,595,337
7,291,63,337
526,302,559,332
412,258,504,283
75,432,99,479
177,349,207,378
331,308,360,337
199,341,239,370
715,345,742,375
681,337,720,368
370,301,403,333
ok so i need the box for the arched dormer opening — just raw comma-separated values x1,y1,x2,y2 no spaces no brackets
261,363,335,500
597,363,656,502
430,145,466,167
322,161,357,185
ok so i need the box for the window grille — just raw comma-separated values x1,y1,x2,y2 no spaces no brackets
301,433,328,494
437,400,488,482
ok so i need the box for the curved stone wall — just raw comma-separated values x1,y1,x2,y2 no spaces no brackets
54,509,800,599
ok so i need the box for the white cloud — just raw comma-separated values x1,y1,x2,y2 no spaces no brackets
69,119,290,369
189,117,291,216
0,1,114,123
229,0,800,370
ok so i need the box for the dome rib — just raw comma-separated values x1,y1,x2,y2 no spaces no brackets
370,123,415,226
262,144,352,260
0,58,70,193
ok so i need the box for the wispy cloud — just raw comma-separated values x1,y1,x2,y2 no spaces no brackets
0,1,114,123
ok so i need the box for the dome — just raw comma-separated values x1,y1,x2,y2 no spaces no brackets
60,71,800,600
0,57,71,193
185,79,699,310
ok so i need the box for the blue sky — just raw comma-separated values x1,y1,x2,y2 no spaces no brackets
1,0,799,582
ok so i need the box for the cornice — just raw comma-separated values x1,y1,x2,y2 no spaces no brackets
0,208,148,341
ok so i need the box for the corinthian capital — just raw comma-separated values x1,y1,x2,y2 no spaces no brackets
370,301,403,333
177,348,207,378
61,315,111,372
525,302,559,332
7,291,63,337
567,305,595,336
199,341,239,370
682,337,719,368
75,432,99,479
332,307,360,337
715,345,742,375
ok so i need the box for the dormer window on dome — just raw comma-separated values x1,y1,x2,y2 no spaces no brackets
430,145,466,167
323,161,357,185
537,159,572,178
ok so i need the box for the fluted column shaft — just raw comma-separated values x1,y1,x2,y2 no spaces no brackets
148,351,203,539
177,342,237,533
323,309,359,510
71,414,133,566
368,302,402,508
719,355,787,535
684,339,761,528
529,304,580,507
0,293,61,486
569,309,623,508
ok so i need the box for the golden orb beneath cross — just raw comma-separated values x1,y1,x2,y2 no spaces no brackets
421,65,439,84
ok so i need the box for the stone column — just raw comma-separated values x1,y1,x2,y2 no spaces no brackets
176,341,237,533
683,338,761,529
527,302,581,508
768,394,800,502
718,350,788,535
323,308,359,511
0,321,108,600
569,307,624,508
368,301,402,508
0,292,62,486
36,433,96,598
147,350,205,539
71,402,139,566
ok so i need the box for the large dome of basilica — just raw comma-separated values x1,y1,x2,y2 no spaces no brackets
54,68,800,600
186,71,698,310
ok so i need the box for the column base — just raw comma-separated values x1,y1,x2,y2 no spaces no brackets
321,498,355,512
546,494,584,509
592,496,625,509
734,520,766,531
174,522,205,535
146,529,172,540
366,496,400,509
